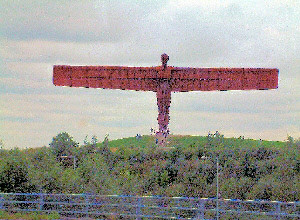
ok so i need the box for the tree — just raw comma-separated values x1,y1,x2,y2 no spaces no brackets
91,135,98,146
0,149,36,193
49,132,78,161
221,177,254,200
81,135,98,155
103,134,109,148
83,135,98,147
83,135,89,145
60,168,84,193
287,136,294,148
0,139,4,149
28,147,64,193
78,155,116,194
207,131,224,148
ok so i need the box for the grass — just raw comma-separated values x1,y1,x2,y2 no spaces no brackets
100,134,286,152
0,210,60,220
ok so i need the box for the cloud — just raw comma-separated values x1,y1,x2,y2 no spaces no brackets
1,0,167,42
0,91,157,148
2,0,299,72
172,89,299,114
1,0,299,148
170,110,300,141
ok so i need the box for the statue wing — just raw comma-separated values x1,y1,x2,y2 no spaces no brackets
169,67,278,92
53,65,278,92
53,65,160,92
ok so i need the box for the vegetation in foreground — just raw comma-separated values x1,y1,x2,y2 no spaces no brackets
0,210,60,220
0,132,299,202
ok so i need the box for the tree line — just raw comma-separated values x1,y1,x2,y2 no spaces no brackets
0,132,299,202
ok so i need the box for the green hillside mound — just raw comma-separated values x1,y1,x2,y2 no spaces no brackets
107,134,286,150
0,133,299,202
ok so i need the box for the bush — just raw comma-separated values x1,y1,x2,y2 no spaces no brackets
0,149,36,193
0,211,60,219
221,177,254,200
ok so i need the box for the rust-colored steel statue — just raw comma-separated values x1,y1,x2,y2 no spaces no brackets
53,54,278,146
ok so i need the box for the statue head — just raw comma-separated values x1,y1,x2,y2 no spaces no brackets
161,53,169,69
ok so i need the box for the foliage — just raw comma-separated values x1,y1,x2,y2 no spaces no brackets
0,211,60,219
221,177,254,200
0,139,4,149
60,168,84,193
0,149,36,193
83,135,98,154
0,133,299,202
28,147,63,193
49,132,78,164
91,135,98,146
207,131,224,148
103,134,109,148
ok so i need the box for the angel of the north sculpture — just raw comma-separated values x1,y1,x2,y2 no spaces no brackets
53,53,278,146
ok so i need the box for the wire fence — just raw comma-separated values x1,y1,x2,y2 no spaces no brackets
0,193,299,219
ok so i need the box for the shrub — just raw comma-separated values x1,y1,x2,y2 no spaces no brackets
0,149,36,193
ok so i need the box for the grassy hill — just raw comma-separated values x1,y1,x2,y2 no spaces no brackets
107,134,286,150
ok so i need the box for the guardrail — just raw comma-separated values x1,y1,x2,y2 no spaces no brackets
0,193,299,219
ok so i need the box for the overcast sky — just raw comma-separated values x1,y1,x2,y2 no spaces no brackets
1,0,299,149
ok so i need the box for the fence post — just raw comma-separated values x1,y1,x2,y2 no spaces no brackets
177,198,180,219
0,195,4,210
85,194,89,218
276,202,281,220
39,194,44,211
195,199,205,219
237,200,241,218
136,197,142,220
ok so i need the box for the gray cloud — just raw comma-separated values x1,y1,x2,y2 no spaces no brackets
1,0,299,148
1,0,167,42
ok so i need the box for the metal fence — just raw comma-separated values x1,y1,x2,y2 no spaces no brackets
0,193,299,219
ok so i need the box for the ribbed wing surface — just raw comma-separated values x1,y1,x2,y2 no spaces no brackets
53,65,160,91
53,66,278,92
169,67,278,92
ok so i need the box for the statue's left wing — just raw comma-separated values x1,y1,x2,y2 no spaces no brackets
169,67,278,92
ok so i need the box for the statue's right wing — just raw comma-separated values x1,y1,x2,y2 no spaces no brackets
53,65,161,92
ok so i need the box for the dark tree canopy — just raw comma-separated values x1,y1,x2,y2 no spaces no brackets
0,149,35,193
49,132,78,159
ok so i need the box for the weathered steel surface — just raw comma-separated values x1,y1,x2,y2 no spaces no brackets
53,65,160,91
53,66,278,91
53,54,278,146
156,81,171,145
